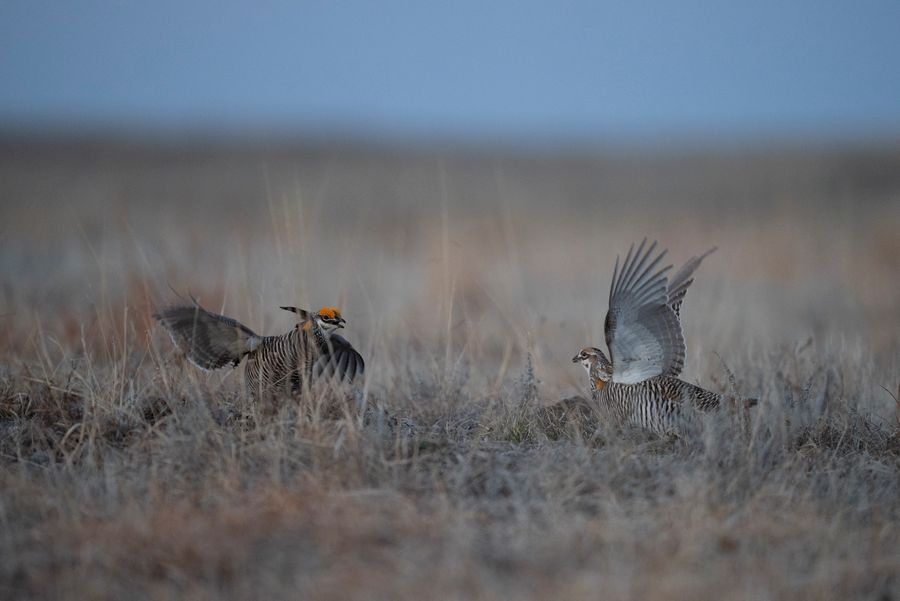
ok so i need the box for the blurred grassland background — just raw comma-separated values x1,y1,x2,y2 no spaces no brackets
2,140,898,390
0,137,898,599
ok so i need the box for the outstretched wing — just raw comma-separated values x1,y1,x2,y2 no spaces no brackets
661,246,716,378
154,303,258,370
313,333,365,382
604,239,685,384
667,246,716,319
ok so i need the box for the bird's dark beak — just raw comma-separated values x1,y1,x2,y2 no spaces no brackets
572,355,580,363
338,317,346,328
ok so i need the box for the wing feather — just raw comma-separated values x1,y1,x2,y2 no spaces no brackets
154,303,257,370
658,246,716,378
668,247,716,319
604,239,685,384
313,333,365,382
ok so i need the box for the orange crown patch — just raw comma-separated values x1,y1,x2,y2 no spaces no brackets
317,307,341,319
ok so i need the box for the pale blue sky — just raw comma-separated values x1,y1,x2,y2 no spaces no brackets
1,1,899,142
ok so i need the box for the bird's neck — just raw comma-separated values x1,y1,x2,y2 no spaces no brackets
299,320,328,345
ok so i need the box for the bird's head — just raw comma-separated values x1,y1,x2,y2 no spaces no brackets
280,306,346,332
314,306,345,332
572,347,612,382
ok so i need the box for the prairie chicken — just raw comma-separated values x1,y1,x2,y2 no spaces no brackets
573,239,753,436
154,302,364,398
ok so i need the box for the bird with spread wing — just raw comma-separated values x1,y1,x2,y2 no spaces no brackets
573,239,754,436
155,302,364,398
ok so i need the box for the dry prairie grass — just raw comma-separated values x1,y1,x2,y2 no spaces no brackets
0,139,898,600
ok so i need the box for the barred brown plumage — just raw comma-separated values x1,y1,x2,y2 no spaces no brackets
574,240,754,436
154,302,363,398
